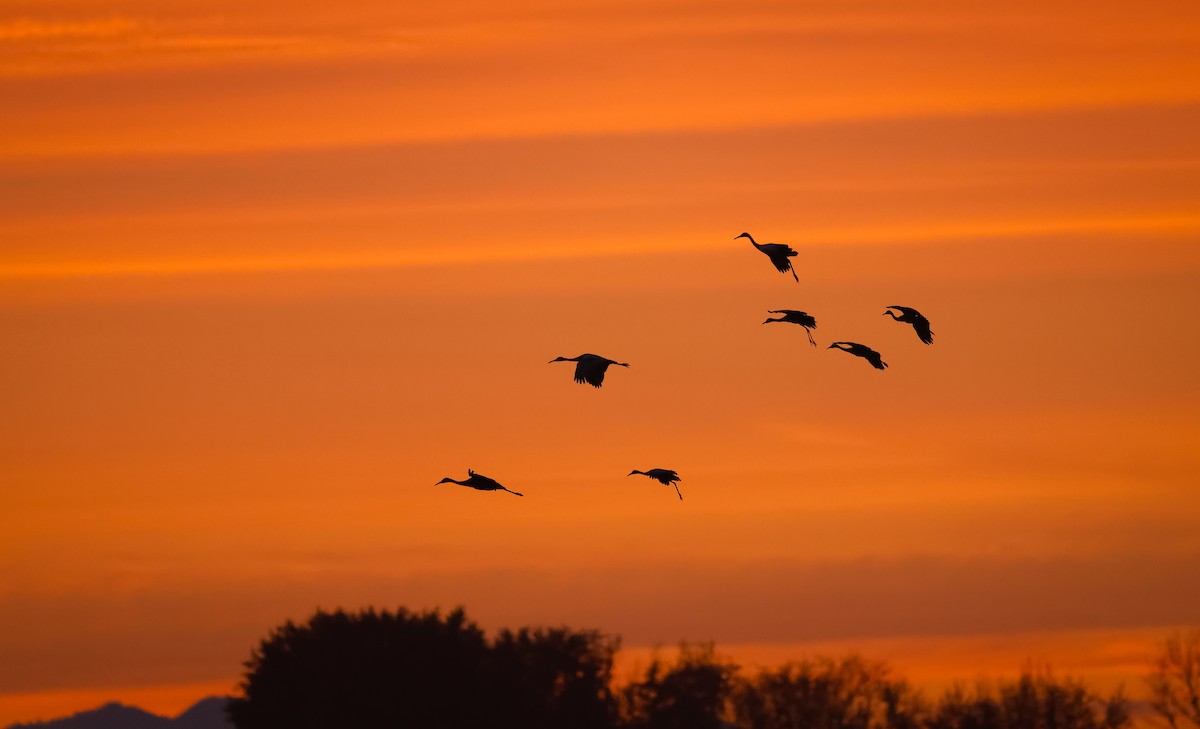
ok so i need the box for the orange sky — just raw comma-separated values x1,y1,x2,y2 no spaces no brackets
2,0,1199,724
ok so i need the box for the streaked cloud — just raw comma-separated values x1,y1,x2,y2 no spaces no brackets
0,17,142,41
3,1,1199,156
2,549,1197,694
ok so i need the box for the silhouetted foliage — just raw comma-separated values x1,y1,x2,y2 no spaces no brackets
225,606,1142,729
731,655,926,729
1147,630,1200,729
226,606,619,729
491,626,620,729
620,642,739,729
227,607,494,729
928,671,1129,729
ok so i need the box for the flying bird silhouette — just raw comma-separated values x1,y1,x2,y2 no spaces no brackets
828,341,888,370
884,305,934,344
629,469,683,500
735,232,798,282
435,469,523,496
549,353,630,388
764,309,817,346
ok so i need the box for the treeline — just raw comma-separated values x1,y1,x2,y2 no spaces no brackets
228,607,1195,729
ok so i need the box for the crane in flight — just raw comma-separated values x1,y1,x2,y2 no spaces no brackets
549,353,629,388
629,469,683,500
735,232,798,282
883,306,934,344
828,341,888,370
435,469,524,496
763,309,817,346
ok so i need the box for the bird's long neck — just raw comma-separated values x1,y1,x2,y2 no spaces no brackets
742,233,759,247
884,310,901,320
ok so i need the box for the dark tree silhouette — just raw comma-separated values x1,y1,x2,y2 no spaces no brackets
621,643,739,729
928,671,1129,729
491,626,621,729
224,606,1141,729
226,607,619,729
227,607,494,729
1147,630,1200,729
731,656,926,729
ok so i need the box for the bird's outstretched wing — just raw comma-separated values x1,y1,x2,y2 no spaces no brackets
768,254,794,274
792,311,817,327
465,469,500,489
574,359,606,387
912,318,934,344
768,310,816,342
888,306,933,344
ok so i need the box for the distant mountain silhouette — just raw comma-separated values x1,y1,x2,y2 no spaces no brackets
6,697,231,729
170,698,230,729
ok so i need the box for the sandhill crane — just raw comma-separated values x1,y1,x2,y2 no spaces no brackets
435,469,523,496
764,309,817,346
828,341,888,370
883,306,934,344
735,232,798,282
549,353,629,388
629,469,683,500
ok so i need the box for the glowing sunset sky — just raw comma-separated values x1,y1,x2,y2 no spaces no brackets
2,0,1199,723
